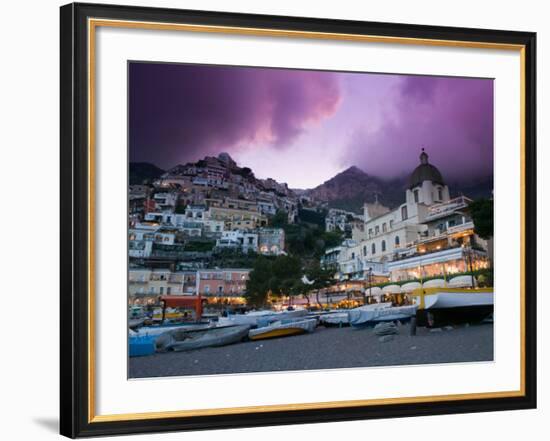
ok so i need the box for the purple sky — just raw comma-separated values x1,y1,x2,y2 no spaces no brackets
129,62,493,189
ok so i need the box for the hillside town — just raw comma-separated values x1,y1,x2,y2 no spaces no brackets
128,149,492,311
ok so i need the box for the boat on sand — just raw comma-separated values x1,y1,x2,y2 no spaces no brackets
248,318,317,341
321,303,392,327
349,305,418,328
155,325,250,352
218,309,308,327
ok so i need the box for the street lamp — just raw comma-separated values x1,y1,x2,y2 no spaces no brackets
366,267,373,304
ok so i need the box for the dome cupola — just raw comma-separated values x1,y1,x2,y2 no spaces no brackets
408,148,444,189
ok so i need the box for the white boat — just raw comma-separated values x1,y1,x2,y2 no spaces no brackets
319,312,351,327
349,305,418,328
411,288,493,310
218,309,308,327
156,325,251,352
133,323,212,338
320,302,392,327
248,318,317,340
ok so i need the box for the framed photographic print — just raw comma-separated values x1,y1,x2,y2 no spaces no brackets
60,2,537,438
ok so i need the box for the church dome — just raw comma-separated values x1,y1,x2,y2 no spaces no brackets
408,148,444,188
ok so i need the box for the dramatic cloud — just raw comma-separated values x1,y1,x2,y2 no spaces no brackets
344,75,494,181
129,63,341,167
129,63,493,188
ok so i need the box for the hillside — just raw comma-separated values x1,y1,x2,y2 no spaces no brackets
129,162,165,185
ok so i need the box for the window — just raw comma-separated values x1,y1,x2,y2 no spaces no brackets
218,286,224,294
204,285,210,294
371,243,376,254
389,220,393,229
166,287,171,295
382,223,387,233
438,187,443,201
381,240,386,252
159,287,164,295
368,228,373,237
401,206,408,220
351,252,355,260
395,235,400,246
414,189,419,203
375,226,380,235
363,245,367,256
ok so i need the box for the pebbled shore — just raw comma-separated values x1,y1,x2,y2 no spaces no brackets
129,323,493,379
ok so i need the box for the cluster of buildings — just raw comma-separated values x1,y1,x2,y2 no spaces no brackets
129,153,294,305
324,208,364,236
128,149,491,307
129,267,251,305
321,150,490,284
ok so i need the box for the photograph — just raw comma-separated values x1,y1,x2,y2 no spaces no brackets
127,62,495,379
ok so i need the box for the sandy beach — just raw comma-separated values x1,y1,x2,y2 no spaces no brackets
129,322,493,379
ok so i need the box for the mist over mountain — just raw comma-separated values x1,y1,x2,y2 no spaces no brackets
305,166,492,214
130,159,493,215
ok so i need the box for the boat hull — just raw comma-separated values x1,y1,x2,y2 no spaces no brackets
218,309,308,327
248,318,317,341
156,325,250,352
349,305,418,328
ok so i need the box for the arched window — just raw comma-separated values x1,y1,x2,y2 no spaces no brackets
381,240,386,252
371,243,376,254
395,235,400,246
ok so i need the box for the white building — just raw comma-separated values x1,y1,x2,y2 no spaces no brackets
216,230,259,253
324,149,489,281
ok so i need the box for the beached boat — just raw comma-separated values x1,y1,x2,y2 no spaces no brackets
134,322,212,338
218,309,308,327
349,305,418,328
248,318,317,340
155,325,250,352
411,287,493,326
319,303,392,327
411,287,493,310
129,334,156,357
319,312,351,327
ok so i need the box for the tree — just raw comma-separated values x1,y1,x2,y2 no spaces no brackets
305,263,336,308
270,210,288,228
469,198,494,239
245,256,273,307
245,255,303,307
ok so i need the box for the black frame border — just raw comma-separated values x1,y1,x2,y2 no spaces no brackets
60,2,537,438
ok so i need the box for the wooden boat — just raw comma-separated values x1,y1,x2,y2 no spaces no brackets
155,325,250,352
349,305,418,328
248,318,317,341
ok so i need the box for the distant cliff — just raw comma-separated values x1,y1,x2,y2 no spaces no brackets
129,162,165,185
